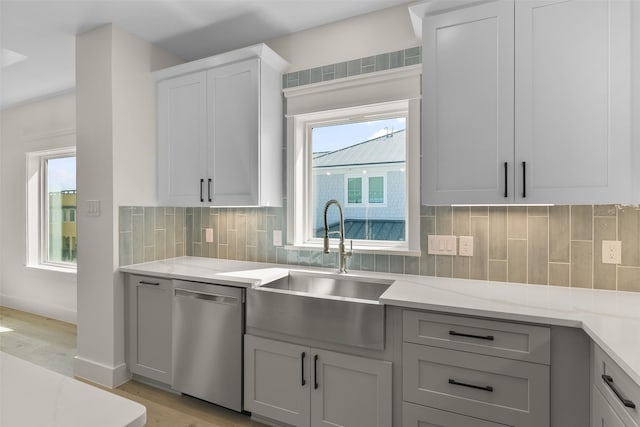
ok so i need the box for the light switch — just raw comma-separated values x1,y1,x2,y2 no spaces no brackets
459,236,474,256
273,230,282,246
427,235,457,255
205,228,214,243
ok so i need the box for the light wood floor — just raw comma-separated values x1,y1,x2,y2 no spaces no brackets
0,306,264,427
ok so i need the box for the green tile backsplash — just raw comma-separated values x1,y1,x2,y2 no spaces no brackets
120,204,640,293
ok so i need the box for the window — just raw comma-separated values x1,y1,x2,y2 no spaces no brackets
27,148,77,269
285,66,421,254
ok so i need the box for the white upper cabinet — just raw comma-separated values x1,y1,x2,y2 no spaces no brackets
156,44,288,207
413,0,632,205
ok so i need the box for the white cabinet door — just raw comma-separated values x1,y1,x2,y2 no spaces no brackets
157,72,208,206
126,275,172,384
244,335,311,427
311,349,392,427
207,59,260,206
515,0,631,204
422,1,515,205
592,385,628,427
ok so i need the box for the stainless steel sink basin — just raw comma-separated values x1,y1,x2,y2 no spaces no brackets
247,270,393,350
260,270,392,302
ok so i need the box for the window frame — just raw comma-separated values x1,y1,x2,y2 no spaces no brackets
26,147,77,271
284,66,422,255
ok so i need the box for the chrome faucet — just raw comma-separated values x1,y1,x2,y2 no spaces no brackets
323,199,352,273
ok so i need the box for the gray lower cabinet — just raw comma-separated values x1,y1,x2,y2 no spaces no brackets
126,274,172,384
403,402,509,427
244,334,392,427
592,385,628,427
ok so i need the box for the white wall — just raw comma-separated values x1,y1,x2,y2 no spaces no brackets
75,24,181,387
267,3,420,71
0,93,77,323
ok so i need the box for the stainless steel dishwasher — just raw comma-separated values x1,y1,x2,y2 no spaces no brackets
172,280,244,412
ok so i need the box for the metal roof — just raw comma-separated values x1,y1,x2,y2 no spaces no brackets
316,219,406,242
313,129,406,168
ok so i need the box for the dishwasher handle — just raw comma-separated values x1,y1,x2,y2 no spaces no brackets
174,288,240,305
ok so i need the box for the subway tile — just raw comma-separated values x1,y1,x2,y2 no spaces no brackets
594,205,617,216
375,54,390,71
119,232,133,266
619,206,640,266
175,208,185,244
218,244,228,260
132,214,144,264
191,208,201,243
256,231,267,263
228,229,237,261
489,207,507,260
527,216,548,285
618,266,640,292
323,251,339,269
144,208,155,246
347,59,361,76
452,207,470,235
390,255,404,274
155,207,165,229
594,217,617,290
165,215,176,258
131,206,144,215
571,241,593,288
390,50,405,68
421,205,436,217
571,205,593,240
360,254,374,271
218,210,228,245
246,246,257,262
488,260,507,282
322,64,335,81
470,206,489,217
334,62,348,79
310,67,322,84
435,206,453,234
256,209,267,231
405,46,420,58
453,257,470,279
549,205,570,263
309,250,323,268
176,242,185,257
549,263,570,287
404,256,419,275
247,212,257,247
420,254,436,276
435,255,453,278
282,74,288,89
298,69,310,86
276,247,288,264
286,72,299,88
470,216,489,280
375,254,390,273
143,246,155,263
236,214,247,260
155,230,166,260
527,206,548,217
119,207,132,233
405,56,420,66
507,239,527,283
507,207,527,239
361,56,375,74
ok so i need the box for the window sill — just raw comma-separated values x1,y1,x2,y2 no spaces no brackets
26,263,77,275
284,243,421,257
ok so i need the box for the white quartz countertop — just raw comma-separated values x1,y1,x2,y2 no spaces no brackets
120,256,640,386
0,352,146,427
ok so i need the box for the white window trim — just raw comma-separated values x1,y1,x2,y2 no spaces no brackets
26,147,77,271
284,65,421,255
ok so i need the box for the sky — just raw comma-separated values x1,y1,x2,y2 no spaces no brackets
312,117,406,153
47,156,76,192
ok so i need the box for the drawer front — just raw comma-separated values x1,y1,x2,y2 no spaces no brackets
592,384,631,427
403,402,510,427
592,343,640,426
403,310,550,364
403,343,549,427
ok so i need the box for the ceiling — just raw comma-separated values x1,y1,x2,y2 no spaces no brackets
0,0,410,110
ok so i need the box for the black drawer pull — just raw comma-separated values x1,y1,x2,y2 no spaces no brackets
314,355,319,389
301,352,306,386
449,378,494,392
449,330,494,341
138,281,160,286
602,374,636,409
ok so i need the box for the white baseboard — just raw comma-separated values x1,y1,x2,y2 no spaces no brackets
0,294,77,324
74,355,130,388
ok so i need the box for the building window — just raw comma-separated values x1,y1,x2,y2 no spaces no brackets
27,148,77,269
285,65,421,254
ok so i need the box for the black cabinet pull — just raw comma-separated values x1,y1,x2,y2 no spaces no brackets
314,355,319,389
503,162,508,198
449,330,494,341
199,178,204,202
449,378,494,392
522,161,527,198
207,178,212,203
602,374,636,408
301,352,306,386
138,280,160,286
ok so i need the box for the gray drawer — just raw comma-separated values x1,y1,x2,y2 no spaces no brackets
592,343,640,427
403,402,511,427
403,343,549,427
403,310,550,364
592,384,630,427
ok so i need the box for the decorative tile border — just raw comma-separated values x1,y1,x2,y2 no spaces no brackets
282,46,421,89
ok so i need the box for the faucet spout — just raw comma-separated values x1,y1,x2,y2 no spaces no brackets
323,199,352,273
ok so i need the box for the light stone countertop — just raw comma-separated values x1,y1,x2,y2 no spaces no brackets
120,256,640,386
0,352,146,427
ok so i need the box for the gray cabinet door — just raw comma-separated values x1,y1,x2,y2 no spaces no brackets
403,402,510,427
126,275,172,384
244,335,311,427
592,385,629,427
311,349,392,427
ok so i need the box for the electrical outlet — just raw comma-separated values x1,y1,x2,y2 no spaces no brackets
205,228,214,243
459,236,474,256
273,230,283,246
427,235,457,255
602,240,621,264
